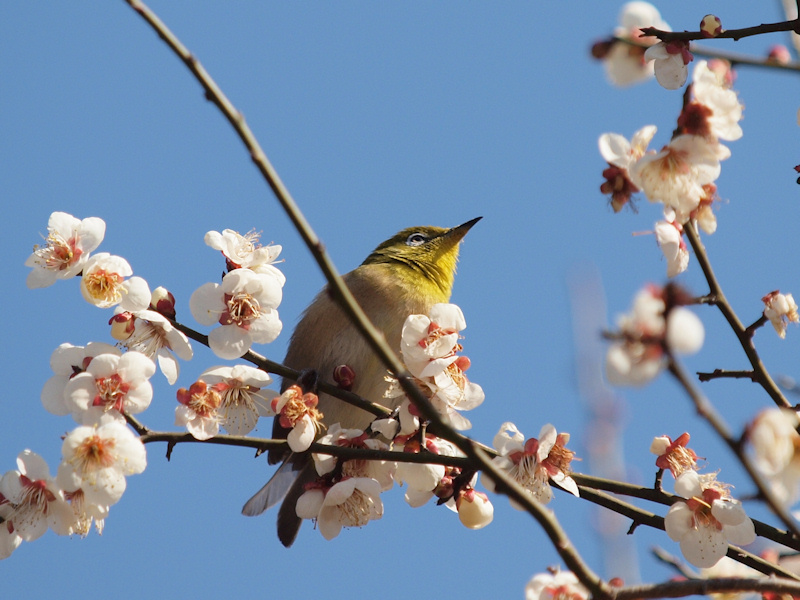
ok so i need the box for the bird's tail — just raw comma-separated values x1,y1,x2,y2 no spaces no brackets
241,454,316,547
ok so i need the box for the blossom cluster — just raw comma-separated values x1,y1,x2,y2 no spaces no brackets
599,57,743,278
651,433,755,568
9,214,291,560
606,284,704,386
291,303,495,537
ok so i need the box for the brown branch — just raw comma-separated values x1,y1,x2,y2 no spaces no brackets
696,369,756,382
614,576,800,600
640,19,800,43
684,222,790,408
668,356,800,540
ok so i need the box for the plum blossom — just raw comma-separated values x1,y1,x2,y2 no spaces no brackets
593,2,670,87
651,432,699,478
654,217,689,277
456,487,493,529
397,303,484,429
204,229,285,286
526,569,590,600
41,342,120,416
484,422,579,507
395,436,463,508
199,365,276,435
606,285,704,386
57,478,109,538
313,424,394,491
25,211,105,289
110,309,193,384
271,385,323,452
664,471,755,568
79,253,151,312
59,419,147,508
190,268,282,359
175,380,223,440
645,40,693,90
762,291,799,339
748,408,800,506
631,134,727,223
686,60,743,142
598,125,656,212
63,351,156,424
0,451,73,548
295,477,383,540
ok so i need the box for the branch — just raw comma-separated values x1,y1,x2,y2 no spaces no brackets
170,319,393,418
696,369,756,382
640,19,800,43
684,221,790,408
667,356,800,539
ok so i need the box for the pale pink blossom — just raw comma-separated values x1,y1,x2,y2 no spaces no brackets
199,365,276,435
190,268,282,359
175,380,222,440
762,291,799,339
645,40,693,90
748,408,800,506
204,229,285,286
80,253,151,312
526,569,590,600
271,385,323,452
631,134,727,223
313,424,394,491
112,309,193,384
655,218,689,277
606,285,704,386
0,451,73,544
690,60,743,141
601,2,670,87
63,351,156,424
59,420,147,507
664,471,755,568
295,477,383,540
484,422,579,507
25,212,105,289
41,342,120,416
650,432,699,478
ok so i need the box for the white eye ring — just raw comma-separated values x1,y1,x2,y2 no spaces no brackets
406,232,427,246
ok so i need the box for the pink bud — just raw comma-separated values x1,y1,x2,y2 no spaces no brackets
699,15,722,38
109,312,135,340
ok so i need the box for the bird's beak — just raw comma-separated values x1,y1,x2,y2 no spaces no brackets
442,216,482,243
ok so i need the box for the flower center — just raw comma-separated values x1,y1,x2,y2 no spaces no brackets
338,488,374,527
220,292,260,328
84,269,124,304
72,434,117,473
93,374,131,412
35,232,81,271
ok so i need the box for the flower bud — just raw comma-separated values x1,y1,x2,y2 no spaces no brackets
150,286,176,319
700,15,722,38
457,488,493,529
333,364,356,391
109,312,135,340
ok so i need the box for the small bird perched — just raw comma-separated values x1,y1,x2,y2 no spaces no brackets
242,217,480,546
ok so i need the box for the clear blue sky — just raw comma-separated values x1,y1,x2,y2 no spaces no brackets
3,3,800,598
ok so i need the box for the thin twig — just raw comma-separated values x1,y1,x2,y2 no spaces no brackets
668,356,800,539
640,19,800,43
685,222,790,408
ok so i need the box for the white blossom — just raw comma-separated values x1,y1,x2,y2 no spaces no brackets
296,477,383,540
204,229,285,286
25,212,105,289
80,253,151,312
190,268,282,359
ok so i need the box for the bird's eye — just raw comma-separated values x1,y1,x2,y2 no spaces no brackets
406,232,427,246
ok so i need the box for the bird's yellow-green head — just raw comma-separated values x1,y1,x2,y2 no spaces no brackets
362,217,481,300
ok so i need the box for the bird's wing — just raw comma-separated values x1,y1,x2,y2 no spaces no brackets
241,455,301,517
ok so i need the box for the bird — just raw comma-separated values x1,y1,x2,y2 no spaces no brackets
242,217,481,546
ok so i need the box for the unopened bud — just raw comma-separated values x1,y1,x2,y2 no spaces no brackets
109,312,135,341
767,44,791,65
457,488,493,530
150,286,176,319
699,15,722,38
590,39,614,60
333,364,356,391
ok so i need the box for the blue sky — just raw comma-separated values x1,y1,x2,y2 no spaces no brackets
3,2,800,598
